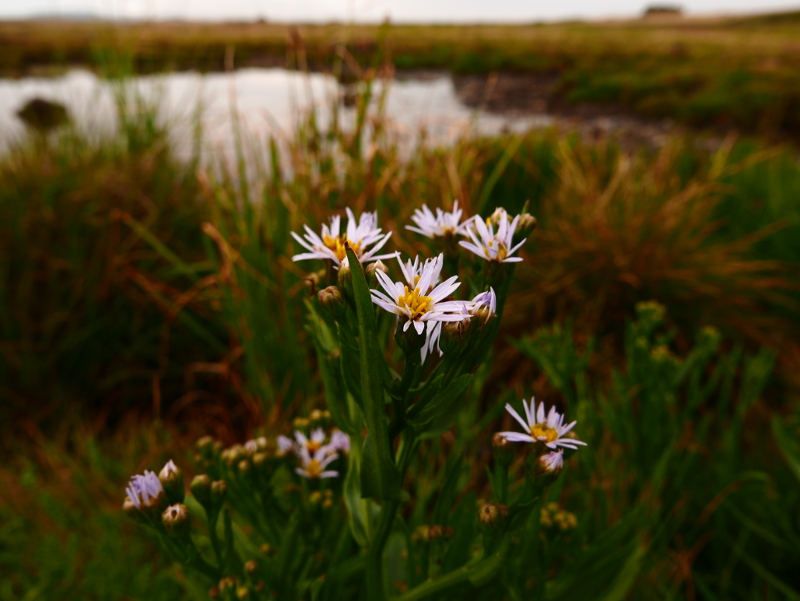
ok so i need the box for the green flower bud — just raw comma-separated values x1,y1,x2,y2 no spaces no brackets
515,213,537,238
211,480,228,507
395,321,426,354
190,474,212,511
158,460,184,505
337,257,354,300
162,503,190,538
366,260,388,287
318,286,346,318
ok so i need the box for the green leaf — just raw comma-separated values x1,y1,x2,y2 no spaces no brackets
772,419,800,483
410,374,474,439
344,437,370,546
346,246,401,501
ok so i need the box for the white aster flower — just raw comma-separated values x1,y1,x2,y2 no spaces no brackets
295,446,340,480
294,428,327,454
499,398,587,451
371,254,466,335
459,210,526,263
539,449,564,474
291,208,397,266
125,470,165,510
406,201,471,239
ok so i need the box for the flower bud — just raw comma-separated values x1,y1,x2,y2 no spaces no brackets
208,585,220,599
533,450,564,486
190,474,212,510
236,587,250,599
395,321,426,354
337,257,354,300
158,460,184,504
318,286,346,318
366,260,388,287
211,480,228,506
440,319,471,355
122,496,148,525
244,560,258,575
492,433,514,468
478,503,509,531
162,503,190,538
515,213,537,238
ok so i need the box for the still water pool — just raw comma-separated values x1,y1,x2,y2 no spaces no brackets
0,68,552,160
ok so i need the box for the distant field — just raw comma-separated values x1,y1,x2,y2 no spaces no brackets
2,15,800,135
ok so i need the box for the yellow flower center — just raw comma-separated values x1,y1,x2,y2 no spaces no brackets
530,424,558,443
306,441,322,453
323,234,362,262
484,240,508,260
305,459,323,478
397,286,434,321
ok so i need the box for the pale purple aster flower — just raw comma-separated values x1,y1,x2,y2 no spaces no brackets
469,288,497,320
406,201,472,239
276,435,295,457
459,210,526,263
291,209,398,266
329,430,350,455
125,470,165,510
295,446,340,480
499,398,587,451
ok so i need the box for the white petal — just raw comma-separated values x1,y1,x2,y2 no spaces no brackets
505,403,530,431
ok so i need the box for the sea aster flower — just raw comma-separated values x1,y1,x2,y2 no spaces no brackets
295,446,340,480
499,398,587,451
468,288,497,322
276,435,295,457
330,430,351,455
459,210,526,263
371,254,466,335
291,208,397,266
125,470,165,510
406,201,471,239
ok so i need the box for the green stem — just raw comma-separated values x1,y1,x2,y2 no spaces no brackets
393,559,477,601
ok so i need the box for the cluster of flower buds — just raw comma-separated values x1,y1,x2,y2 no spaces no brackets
123,460,186,526
411,524,454,543
478,503,510,531
540,503,578,531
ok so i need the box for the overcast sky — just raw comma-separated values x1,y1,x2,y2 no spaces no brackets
4,0,799,22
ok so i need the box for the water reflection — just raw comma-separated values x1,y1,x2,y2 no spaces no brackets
0,68,552,160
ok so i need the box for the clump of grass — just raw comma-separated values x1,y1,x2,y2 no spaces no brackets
492,136,798,384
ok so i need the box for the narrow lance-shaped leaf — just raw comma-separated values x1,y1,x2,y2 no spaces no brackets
346,245,401,501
